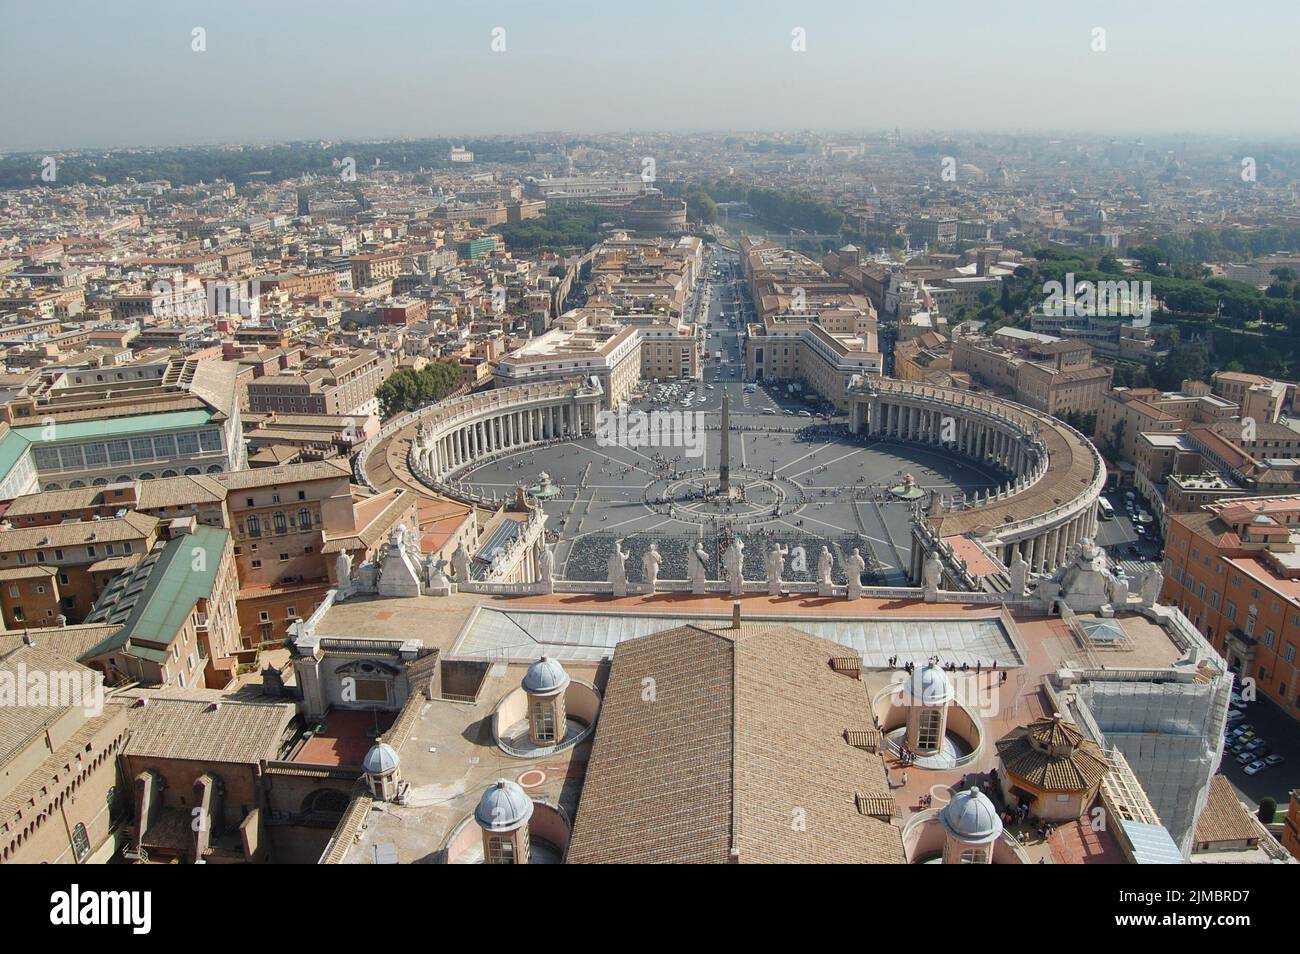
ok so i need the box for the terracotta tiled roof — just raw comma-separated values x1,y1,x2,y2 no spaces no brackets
566,622,904,864
995,715,1109,793
855,790,895,821
844,728,881,752
1195,775,1262,845
114,688,296,764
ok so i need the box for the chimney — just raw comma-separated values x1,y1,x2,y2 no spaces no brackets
731,601,741,630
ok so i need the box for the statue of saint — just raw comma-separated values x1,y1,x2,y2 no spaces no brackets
607,539,629,587
539,541,555,587
846,548,867,599
922,551,943,592
642,542,662,591
817,546,834,586
451,541,471,583
724,537,746,596
334,550,353,585
1139,564,1164,607
689,541,709,590
766,543,788,594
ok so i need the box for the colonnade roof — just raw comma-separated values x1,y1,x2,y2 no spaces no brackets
932,416,1099,537
862,382,1101,537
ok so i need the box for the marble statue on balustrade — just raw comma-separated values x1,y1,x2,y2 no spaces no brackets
1008,552,1028,598
608,538,630,598
921,550,943,602
1108,568,1130,608
642,541,662,594
451,541,471,584
334,550,353,587
1138,564,1163,608
846,547,867,600
766,543,788,596
817,545,834,597
688,540,709,595
425,555,453,597
1054,537,1110,612
1035,536,1119,614
538,541,555,594
724,537,746,597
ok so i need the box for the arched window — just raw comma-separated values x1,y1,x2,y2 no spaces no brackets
246,515,261,538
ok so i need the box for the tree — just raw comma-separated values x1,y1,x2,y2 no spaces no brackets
376,360,462,418
1151,341,1210,391
1257,797,1276,825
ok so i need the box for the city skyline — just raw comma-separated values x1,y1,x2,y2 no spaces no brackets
4,0,1300,151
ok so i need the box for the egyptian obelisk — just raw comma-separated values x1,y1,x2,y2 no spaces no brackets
719,389,731,493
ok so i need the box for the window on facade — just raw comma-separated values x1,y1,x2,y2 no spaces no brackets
958,847,986,864
487,836,515,864
917,708,942,750
273,512,287,534
247,516,261,537
532,700,556,743
71,823,91,860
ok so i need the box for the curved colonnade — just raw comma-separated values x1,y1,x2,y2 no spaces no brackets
848,378,1105,576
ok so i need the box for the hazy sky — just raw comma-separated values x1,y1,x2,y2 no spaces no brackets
2,0,1297,151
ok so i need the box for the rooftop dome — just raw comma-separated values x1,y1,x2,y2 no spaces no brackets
474,779,535,832
522,655,570,696
361,742,400,776
902,663,954,707
941,787,1003,843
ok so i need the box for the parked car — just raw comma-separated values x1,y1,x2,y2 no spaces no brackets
1265,754,1286,766
1243,760,1267,776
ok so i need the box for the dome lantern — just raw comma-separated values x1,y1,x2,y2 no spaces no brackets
939,787,1002,864
523,656,570,747
474,779,534,864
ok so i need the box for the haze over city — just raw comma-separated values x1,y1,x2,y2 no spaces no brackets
3,0,1299,151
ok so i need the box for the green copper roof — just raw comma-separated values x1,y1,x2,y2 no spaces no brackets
86,525,229,655
0,430,32,481
13,409,215,443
